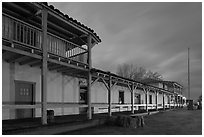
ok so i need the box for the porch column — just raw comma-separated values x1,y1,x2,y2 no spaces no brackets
145,89,149,112
168,95,171,109
163,92,165,110
87,34,92,119
131,84,135,114
41,7,48,125
173,94,176,108
155,91,158,111
108,73,112,116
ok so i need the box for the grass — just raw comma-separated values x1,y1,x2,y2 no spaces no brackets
63,108,202,135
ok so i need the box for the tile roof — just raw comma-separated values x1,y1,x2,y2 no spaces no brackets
41,2,101,43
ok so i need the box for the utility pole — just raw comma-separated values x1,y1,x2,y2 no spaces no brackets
188,48,190,99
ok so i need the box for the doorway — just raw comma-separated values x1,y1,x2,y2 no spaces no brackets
119,91,124,104
15,81,35,119
135,94,141,104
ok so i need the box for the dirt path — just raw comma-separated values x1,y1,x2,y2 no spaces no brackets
64,109,202,135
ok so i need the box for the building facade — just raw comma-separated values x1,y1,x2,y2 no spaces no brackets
2,2,186,125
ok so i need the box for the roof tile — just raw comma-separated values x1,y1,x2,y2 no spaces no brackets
42,2,101,42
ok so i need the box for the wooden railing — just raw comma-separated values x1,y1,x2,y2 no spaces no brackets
2,13,42,49
2,13,88,64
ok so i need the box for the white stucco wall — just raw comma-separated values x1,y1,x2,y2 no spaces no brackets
2,60,79,120
3,60,171,120
91,83,132,104
91,82,108,103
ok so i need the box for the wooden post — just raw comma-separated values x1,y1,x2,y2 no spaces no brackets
163,93,165,110
131,84,134,114
169,95,171,109
108,73,112,116
87,34,92,119
41,7,48,125
173,94,176,108
145,89,149,112
155,91,158,111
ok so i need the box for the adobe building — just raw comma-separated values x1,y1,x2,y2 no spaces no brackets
2,2,186,125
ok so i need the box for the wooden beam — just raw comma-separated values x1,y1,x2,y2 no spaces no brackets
55,67,70,72
48,58,87,72
108,73,112,117
155,91,158,111
63,72,87,79
87,34,92,120
19,58,36,65
2,103,90,109
13,55,29,62
2,45,42,60
6,54,24,63
131,84,134,114
111,80,118,90
163,93,165,110
47,63,57,68
30,61,42,67
101,77,109,90
41,7,48,125
57,68,74,73
127,84,132,92
91,77,100,87
48,64,61,71
146,89,149,112
26,59,41,65
2,104,41,109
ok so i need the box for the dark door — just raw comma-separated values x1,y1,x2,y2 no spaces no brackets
119,91,124,104
149,95,152,104
15,81,34,119
79,86,88,114
135,94,141,104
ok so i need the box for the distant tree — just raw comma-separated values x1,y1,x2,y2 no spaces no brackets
197,95,202,109
198,95,202,102
145,71,163,80
117,63,163,81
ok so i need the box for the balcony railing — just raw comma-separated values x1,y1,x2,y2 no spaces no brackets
2,13,88,64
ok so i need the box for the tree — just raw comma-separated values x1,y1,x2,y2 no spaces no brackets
116,63,163,81
197,95,202,110
198,95,202,102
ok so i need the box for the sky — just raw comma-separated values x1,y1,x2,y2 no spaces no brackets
49,2,202,100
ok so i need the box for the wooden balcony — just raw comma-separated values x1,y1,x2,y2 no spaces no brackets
2,13,89,78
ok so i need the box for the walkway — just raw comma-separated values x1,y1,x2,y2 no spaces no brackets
64,108,202,135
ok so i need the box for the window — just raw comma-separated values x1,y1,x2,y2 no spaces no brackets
79,86,87,104
149,95,152,104
119,91,124,104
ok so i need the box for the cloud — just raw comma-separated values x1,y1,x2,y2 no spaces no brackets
49,2,202,100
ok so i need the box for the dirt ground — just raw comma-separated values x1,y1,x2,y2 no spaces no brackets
63,108,202,135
